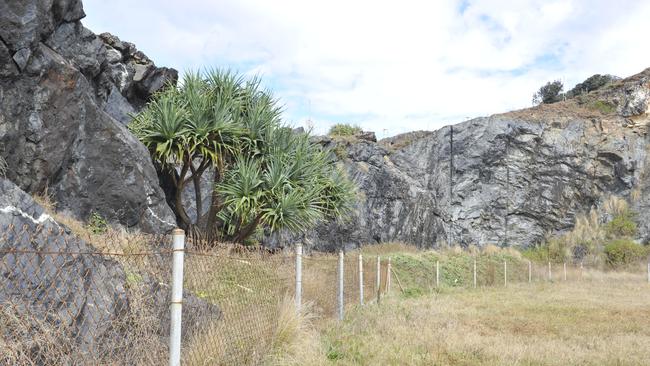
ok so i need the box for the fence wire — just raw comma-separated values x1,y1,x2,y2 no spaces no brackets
180,241,293,366
0,224,172,365
2,222,648,365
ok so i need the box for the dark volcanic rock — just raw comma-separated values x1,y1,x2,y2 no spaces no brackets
0,178,219,359
0,177,129,353
303,69,650,250
0,0,177,232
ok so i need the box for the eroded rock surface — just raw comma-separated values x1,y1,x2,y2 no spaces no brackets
305,69,650,250
0,0,176,232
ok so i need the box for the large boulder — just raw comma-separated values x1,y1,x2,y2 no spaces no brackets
0,0,177,232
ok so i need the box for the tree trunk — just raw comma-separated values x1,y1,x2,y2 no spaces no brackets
205,168,223,243
191,167,203,226
232,214,262,244
174,160,192,230
174,179,192,230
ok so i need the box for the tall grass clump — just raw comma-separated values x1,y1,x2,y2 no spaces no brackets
328,123,362,137
523,196,646,269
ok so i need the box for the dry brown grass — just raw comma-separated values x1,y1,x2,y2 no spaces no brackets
0,280,169,366
277,274,650,365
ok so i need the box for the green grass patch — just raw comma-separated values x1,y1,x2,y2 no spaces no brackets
589,100,616,114
390,250,529,294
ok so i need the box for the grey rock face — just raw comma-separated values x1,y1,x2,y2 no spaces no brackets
0,178,219,360
0,177,128,353
0,0,177,232
305,69,650,250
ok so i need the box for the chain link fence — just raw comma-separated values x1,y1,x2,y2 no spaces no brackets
2,223,649,365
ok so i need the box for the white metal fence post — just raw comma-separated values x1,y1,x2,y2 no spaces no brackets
563,262,567,281
169,229,185,366
473,258,477,288
504,260,507,287
647,262,649,283
548,261,552,281
338,250,344,321
528,260,532,283
436,260,440,287
295,243,303,312
359,254,364,305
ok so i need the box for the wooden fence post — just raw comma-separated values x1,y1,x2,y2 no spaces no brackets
358,254,364,305
387,257,392,293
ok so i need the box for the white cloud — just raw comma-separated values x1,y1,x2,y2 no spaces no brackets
82,0,650,136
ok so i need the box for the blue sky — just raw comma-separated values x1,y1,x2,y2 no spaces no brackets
82,0,650,137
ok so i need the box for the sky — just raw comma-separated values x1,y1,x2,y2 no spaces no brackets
82,0,650,138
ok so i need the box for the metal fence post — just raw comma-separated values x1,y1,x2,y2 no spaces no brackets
169,229,185,366
647,262,649,283
338,250,344,321
548,261,552,281
436,260,440,287
504,260,507,287
473,258,477,288
295,243,303,313
387,257,392,292
528,260,532,283
563,262,567,281
359,253,364,305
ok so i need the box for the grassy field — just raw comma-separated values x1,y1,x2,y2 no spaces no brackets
275,270,650,366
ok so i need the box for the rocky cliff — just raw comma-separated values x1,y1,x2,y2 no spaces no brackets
2,1,649,253
306,69,650,250
0,0,176,232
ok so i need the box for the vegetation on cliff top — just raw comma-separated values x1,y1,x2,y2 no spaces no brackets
532,73,619,105
328,123,362,137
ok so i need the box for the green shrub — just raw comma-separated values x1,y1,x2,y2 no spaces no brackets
590,100,616,114
88,212,108,234
521,245,549,262
328,123,362,137
402,287,424,298
532,80,564,105
605,211,637,238
603,239,646,267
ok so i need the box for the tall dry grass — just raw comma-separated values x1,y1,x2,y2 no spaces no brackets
276,277,650,365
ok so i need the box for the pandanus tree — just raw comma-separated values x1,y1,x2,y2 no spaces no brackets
129,69,356,244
